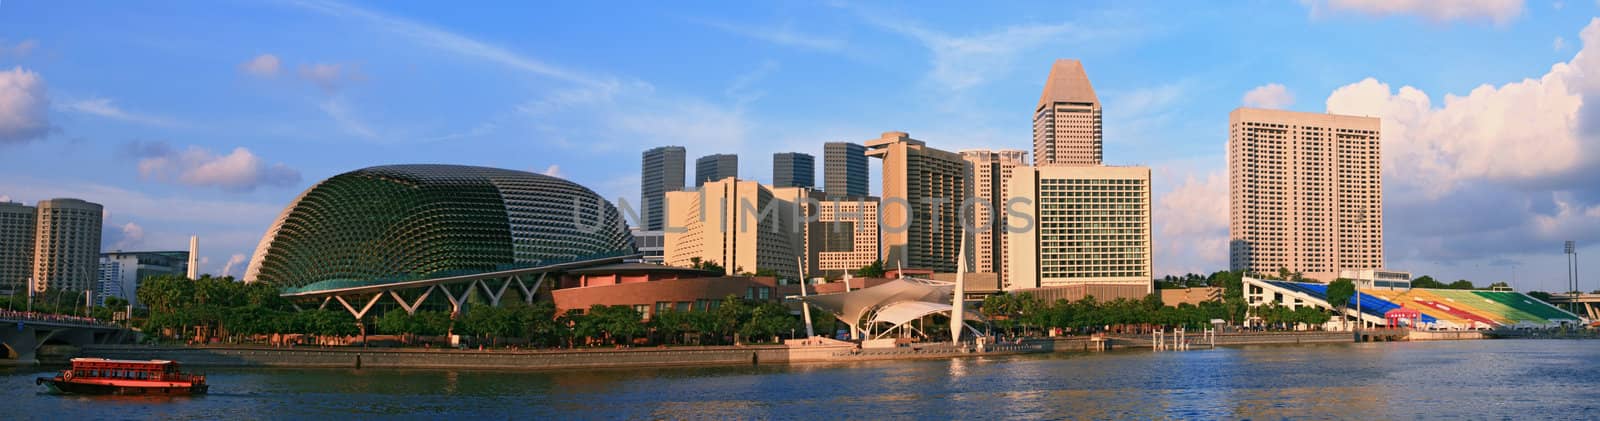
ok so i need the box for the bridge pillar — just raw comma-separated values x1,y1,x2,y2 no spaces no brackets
0,323,41,365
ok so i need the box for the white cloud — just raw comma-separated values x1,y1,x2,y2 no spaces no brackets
1320,17,1600,273
221,253,247,278
288,0,616,89
693,18,848,53
109,222,145,250
318,96,378,139
62,97,180,127
298,62,358,92
0,66,50,144
241,54,282,77
0,195,9,202
1555,36,1567,52
541,164,562,177
133,143,302,192
0,177,283,226
873,19,1096,92
1153,170,1229,276
1305,0,1525,25
1242,83,1295,109
0,39,37,57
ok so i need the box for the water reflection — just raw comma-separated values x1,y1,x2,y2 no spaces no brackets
4,340,1599,419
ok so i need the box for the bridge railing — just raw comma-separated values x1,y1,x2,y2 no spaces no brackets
0,309,116,327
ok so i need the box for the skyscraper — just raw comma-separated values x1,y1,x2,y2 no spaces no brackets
1005,165,1151,292
98,250,188,307
0,201,35,295
961,149,1027,279
32,198,103,293
824,142,868,198
695,154,738,186
664,178,801,279
772,152,815,189
1034,59,1102,166
1228,107,1383,281
641,146,686,231
865,131,969,273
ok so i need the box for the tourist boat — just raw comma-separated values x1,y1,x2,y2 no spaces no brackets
35,358,209,395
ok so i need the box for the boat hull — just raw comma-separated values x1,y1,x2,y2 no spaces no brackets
36,377,208,396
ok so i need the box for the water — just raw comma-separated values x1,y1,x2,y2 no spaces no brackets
5,339,1598,420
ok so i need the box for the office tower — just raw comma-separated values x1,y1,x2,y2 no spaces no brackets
1229,108,1383,281
824,142,869,198
813,197,880,276
695,154,738,187
961,149,1027,279
641,146,686,231
32,198,103,293
1034,59,1102,166
772,152,815,189
771,187,823,276
1005,165,1151,292
98,250,188,307
0,201,35,295
631,229,665,264
865,131,970,273
663,178,801,279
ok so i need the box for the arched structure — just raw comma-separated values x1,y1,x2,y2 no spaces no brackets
799,276,983,341
244,164,634,292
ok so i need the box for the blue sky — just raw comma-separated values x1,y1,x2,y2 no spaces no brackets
1,0,1597,292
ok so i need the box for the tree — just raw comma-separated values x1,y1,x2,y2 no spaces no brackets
854,260,886,278
687,257,727,277
1412,275,1445,289
1448,279,1476,290
1487,281,1510,290
1326,278,1356,329
753,268,779,278
740,302,795,343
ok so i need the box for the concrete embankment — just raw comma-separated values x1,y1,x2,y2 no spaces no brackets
1043,331,1355,351
79,343,854,370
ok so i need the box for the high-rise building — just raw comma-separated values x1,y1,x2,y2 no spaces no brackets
631,229,665,264
695,154,738,187
1005,165,1151,292
664,178,802,279
772,152,815,189
824,142,869,198
813,197,880,276
771,186,823,277
0,201,35,295
961,149,1027,279
32,198,103,293
1034,59,1102,166
865,131,970,273
97,250,188,307
1228,108,1382,281
641,146,686,231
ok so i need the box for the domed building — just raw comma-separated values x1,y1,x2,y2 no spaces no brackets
243,164,634,291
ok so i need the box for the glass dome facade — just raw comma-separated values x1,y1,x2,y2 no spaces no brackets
243,164,633,289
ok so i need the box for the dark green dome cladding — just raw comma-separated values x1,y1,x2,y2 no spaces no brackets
243,164,633,289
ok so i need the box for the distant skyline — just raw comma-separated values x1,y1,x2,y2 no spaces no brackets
0,1,1596,292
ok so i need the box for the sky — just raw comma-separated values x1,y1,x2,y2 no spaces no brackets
0,0,1597,292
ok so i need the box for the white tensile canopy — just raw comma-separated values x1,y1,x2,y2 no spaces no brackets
799,277,983,340
868,300,982,327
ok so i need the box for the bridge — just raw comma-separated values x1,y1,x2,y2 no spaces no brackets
1,312,137,365
1544,294,1600,320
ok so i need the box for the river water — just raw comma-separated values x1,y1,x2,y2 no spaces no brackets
4,339,1597,420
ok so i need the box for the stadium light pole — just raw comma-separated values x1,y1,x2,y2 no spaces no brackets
1566,241,1577,313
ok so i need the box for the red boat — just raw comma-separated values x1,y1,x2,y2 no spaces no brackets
36,358,209,395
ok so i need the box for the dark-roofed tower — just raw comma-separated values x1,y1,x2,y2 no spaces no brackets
1034,59,1102,166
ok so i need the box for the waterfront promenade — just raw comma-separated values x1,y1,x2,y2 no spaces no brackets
74,331,1386,370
